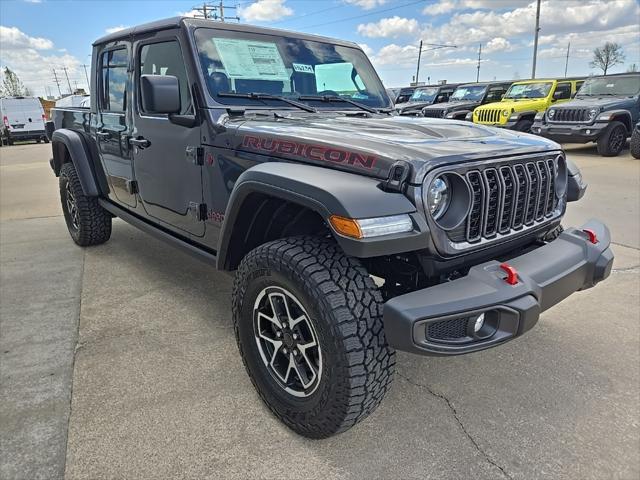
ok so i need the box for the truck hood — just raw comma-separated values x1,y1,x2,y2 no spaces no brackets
227,113,560,183
422,100,479,112
552,96,636,110
479,98,549,113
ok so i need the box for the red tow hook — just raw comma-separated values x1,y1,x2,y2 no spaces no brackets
499,263,519,285
582,228,598,244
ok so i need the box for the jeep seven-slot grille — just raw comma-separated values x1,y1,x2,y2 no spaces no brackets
476,108,502,123
549,108,590,123
423,108,446,118
455,157,559,244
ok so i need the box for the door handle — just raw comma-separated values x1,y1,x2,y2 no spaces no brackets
129,137,150,149
96,131,110,139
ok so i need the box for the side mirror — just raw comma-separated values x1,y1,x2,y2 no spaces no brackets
140,74,180,114
553,91,565,100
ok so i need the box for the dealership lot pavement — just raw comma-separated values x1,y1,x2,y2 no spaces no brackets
1,143,638,480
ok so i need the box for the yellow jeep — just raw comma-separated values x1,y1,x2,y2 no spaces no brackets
472,78,584,132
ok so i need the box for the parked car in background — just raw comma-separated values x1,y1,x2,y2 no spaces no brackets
396,83,460,116
421,81,512,120
393,86,415,107
0,96,48,145
472,78,584,132
532,73,640,156
631,121,640,159
385,87,400,104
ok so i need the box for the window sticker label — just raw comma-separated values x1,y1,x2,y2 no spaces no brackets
292,63,314,74
212,38,289,81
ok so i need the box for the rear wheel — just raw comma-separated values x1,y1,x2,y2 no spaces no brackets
59,162,112,246
630,128,640,159
232,236,395,438
597,121,627,157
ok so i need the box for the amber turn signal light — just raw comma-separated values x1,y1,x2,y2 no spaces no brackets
329,215,363,239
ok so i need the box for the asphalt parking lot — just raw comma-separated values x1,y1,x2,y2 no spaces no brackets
1,142,638,480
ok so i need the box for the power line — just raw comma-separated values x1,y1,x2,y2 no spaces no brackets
299,0,427,29
191,1,239,22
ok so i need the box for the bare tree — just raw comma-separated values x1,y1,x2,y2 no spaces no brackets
589,42,625,75
1,67,29,97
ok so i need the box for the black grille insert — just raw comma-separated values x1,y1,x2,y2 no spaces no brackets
428,318,469,340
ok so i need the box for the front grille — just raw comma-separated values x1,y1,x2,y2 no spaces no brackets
453,156,561,244
549,108,590,123
476,108,503,123
423,108,446,118
428,318,468,340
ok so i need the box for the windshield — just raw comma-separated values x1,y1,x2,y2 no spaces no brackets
504,82,552,99
194,28,390,110
450,85,487,101
409,87,438,103
577,76,640,96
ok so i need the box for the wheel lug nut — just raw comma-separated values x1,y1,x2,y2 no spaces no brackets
293,349,299,356
283,347,288,354
292,333,298,340
276,331,282,338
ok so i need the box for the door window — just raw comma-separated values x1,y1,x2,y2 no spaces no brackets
554,82,571,100
139,41,192,115
100,49,128,112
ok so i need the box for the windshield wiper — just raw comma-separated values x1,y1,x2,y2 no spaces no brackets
298,95,379,114
217,92,317,113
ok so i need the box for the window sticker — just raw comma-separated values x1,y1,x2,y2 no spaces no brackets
292,63,314,74
212,38,289,81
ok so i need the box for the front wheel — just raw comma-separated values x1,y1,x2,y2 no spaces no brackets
597,121,627,157
629,129,640,159
232,236,395,438
514,119,533,133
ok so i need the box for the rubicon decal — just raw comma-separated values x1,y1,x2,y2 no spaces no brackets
242,135,376,169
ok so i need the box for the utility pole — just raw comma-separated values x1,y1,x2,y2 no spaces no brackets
415,41,457,85
415,40,423,86
564,42,570,77
531,0,541,79
82,64,90,93
476,43,482,82
61,66,72,94
52,68,62,97
191,2,239,22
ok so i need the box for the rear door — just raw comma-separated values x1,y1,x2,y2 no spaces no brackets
94,44,137,207
131,31,204,237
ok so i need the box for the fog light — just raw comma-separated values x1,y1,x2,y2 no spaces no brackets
473,313,485,333
585,129,591,135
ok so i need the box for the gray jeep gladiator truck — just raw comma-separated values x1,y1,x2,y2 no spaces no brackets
533,73,640,156
49,17,613,438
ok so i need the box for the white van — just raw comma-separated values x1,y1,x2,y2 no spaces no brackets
0,97,48,146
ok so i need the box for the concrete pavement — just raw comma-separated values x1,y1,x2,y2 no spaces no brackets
1,142,638,479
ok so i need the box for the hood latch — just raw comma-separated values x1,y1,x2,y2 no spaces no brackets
384,161,411,193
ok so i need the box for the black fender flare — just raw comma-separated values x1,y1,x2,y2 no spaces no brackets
512,110,538,122
599,109,633,133
216,162,428,269
51,129,104,197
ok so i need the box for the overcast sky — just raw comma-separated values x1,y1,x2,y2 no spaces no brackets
1,0,639,97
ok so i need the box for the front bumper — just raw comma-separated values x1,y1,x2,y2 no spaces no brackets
383,220,613,356
532,121,606,143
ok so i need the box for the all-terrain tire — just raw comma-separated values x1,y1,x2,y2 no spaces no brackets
59,162,111,246
514,119,533,133
232,236,395,438
630,128,640,159
596,121,627,157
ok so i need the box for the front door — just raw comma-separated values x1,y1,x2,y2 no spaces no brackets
132,34,204,237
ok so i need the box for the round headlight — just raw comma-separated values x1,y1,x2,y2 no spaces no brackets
426,176,450,220
548,109,555,119
502,109,510,117
588,108,598,120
